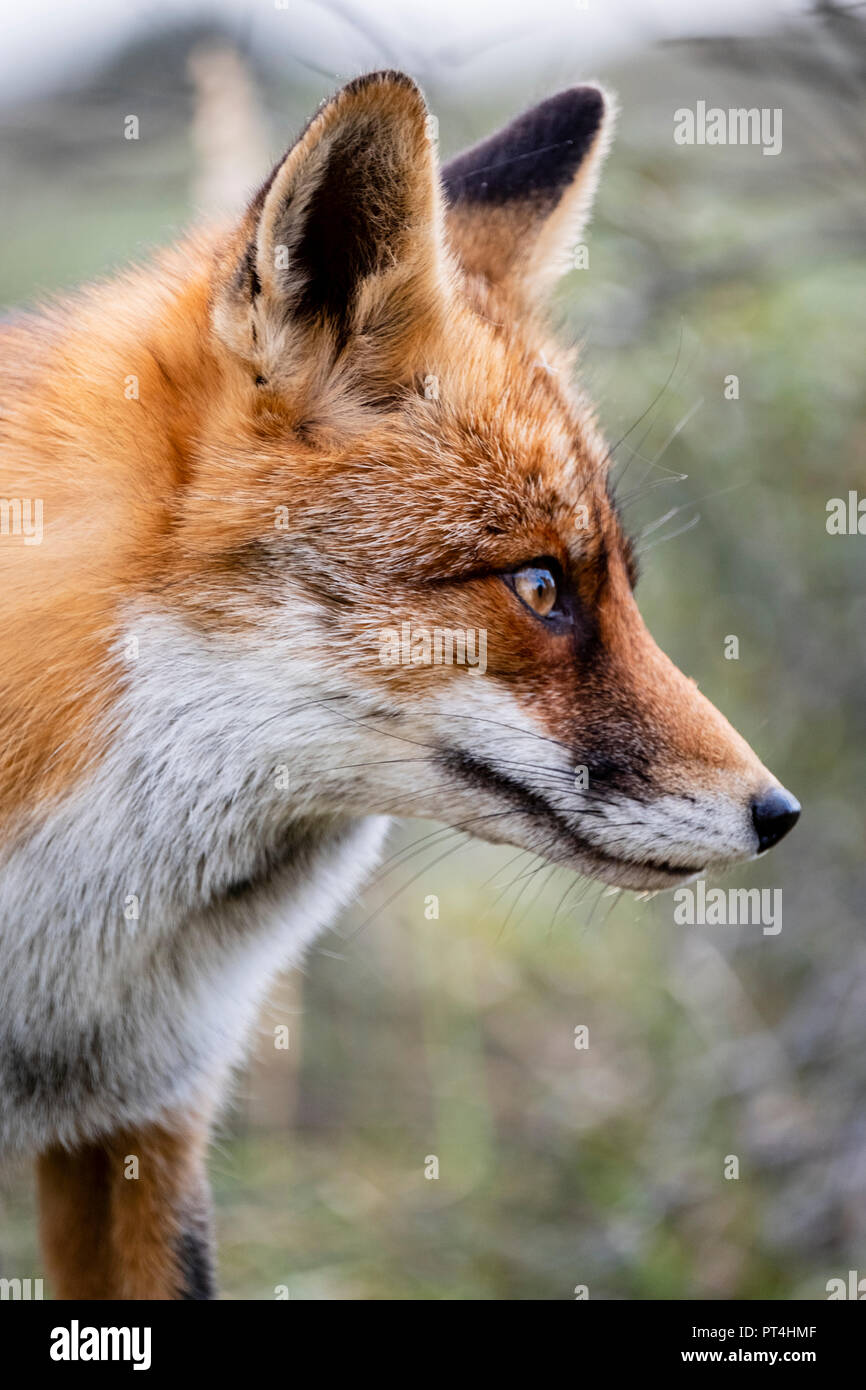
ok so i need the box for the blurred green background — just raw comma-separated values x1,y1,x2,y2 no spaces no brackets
1,1,864,1299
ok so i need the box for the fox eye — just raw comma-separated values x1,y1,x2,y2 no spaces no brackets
510,562,559,619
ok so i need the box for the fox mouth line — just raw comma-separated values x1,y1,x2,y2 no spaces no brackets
437,747,705,882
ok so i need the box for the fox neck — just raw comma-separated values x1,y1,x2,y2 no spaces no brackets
1,236,392,920
0,235,245,828
0,600,389,929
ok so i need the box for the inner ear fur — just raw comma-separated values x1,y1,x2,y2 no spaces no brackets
441,85,616,299
213,70,450,384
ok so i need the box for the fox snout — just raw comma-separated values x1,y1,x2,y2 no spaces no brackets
406,606,802,894
751,787,801,851
519,589,804,889
630,671,802,884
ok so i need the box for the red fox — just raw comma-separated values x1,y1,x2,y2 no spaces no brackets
0,71,799,1299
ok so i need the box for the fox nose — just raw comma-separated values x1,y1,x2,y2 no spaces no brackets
751,787,801,852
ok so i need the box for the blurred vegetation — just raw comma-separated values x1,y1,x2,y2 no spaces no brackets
0,4,864,1299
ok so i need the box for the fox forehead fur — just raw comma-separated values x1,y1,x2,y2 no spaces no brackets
0,72,795,1166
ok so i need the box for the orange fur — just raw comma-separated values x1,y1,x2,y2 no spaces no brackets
37,1114,212,1300
0,70,797,1301
0,242,765,826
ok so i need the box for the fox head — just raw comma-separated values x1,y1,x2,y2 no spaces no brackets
189,69,798,890
1,70,800,891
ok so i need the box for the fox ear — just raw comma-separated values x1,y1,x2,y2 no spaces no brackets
213,71,448,385
442,86,615,299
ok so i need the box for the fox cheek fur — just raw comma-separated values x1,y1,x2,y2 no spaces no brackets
0,71,799,1297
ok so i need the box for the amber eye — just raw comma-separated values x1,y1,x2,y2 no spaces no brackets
511,563,559,618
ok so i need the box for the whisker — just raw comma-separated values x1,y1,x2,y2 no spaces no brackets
605,320,685,486
638,513,702,554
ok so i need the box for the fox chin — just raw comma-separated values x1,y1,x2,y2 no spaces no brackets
0,69,799,1298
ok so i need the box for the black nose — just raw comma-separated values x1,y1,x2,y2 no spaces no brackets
751,787,801,852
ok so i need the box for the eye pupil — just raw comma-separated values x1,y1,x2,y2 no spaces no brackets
513,563,558,618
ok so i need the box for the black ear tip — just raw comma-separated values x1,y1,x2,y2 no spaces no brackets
520,85,607,140
560,85,606,127
442,83,609,207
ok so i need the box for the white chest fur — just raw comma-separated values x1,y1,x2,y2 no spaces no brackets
0,609,389,1154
